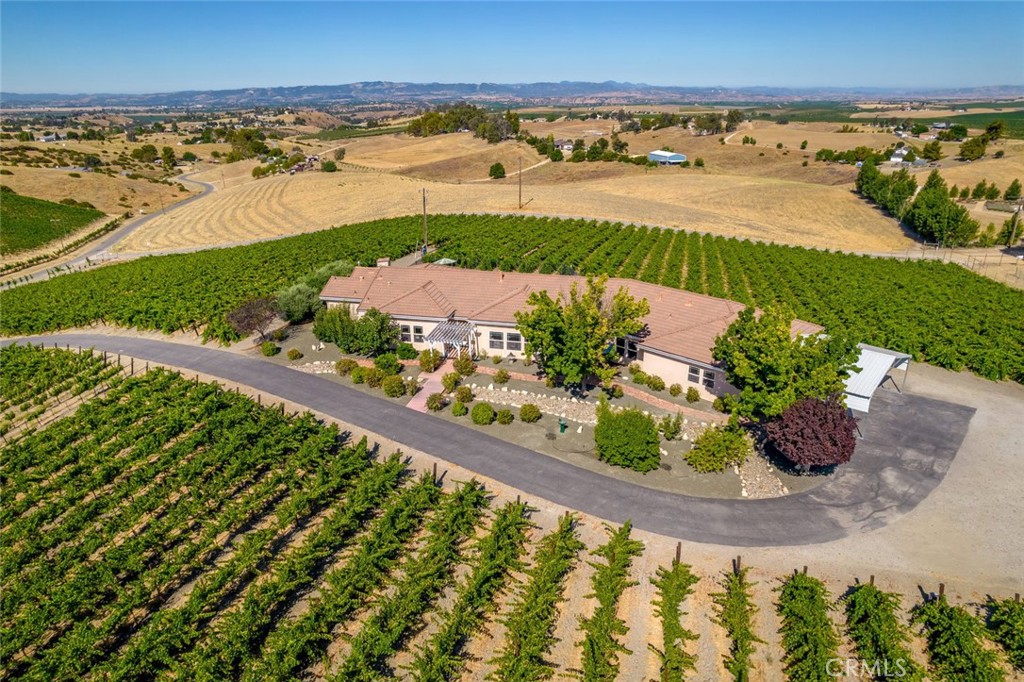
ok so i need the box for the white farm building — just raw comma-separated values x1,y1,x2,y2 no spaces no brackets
648,150,687,165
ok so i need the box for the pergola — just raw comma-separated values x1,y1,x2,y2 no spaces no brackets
426,320,473,353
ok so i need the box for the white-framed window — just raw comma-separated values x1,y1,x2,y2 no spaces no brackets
489,331,504,350
413,326,424,343
703,370,716,390
688,366,701,383
506,332,522,352
400,325,411,343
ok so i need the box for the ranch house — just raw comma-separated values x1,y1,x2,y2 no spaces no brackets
319,265,822,401
647,149,687,165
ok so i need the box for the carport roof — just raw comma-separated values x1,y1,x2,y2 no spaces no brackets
844,344,912,404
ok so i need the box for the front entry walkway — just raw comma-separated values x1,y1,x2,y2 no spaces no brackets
406,362,449,413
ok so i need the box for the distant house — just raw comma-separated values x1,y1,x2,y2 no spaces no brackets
917,133,937,141
647,150,687,165
553,139,574,152
38,133,61,143
931,122,949,130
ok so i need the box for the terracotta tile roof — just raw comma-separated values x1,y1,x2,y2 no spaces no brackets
321,265,823,366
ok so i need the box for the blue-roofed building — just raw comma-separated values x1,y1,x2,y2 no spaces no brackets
647,149,687,165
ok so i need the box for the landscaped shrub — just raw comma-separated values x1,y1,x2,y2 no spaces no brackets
442,372,461,393
594,400,660,473
544,376,557,388
686,387,701,403
632,370,649,385
454,351,476,377
495,368,510,384
471,402,496,425
686,425,750,473
451,401,468,417
363,367,387,388
609,384,624,399
286,348,303,361
396,342,418,360
764,395,857,469
669,383,682,397
350,366,366,384
520,403,542,423
646,374,666,392
426,392,446,412
628,361,642,375
373,352,402,376
660,413,682,441
260,341,280,357
335,358,359,376
270,328,288,342
419,348,443,372
496,408,514,425
382,375,406,398
454,385,473,403
404,378,419,396
492,354,503,364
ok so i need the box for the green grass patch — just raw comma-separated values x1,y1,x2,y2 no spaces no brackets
945,110,1024,139
0,189,104,255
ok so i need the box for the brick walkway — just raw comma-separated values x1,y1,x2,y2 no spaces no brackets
405,361,449,413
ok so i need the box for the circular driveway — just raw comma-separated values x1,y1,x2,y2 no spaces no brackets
3,335,974,547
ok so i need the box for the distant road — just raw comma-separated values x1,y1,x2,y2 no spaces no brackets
9,172,216,287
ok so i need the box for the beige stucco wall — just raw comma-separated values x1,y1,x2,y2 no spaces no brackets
636,349,736,402
472,324,526,360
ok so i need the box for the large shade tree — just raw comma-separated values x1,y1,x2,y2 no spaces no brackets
712,305,857,421
515,275,649,388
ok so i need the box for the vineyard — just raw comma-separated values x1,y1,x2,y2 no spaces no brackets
1,344,1022,681
0,188,105,256
0,215,1021,382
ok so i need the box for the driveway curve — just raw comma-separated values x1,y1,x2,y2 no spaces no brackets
4,335,974,547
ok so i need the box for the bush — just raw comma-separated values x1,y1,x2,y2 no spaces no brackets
646,375,666,392
764,395,858,469
336,358,359,376
426,393,446,411
686,386,701,403
396,342,418,360
609,384,624,399
454,351,476,376
454,386,473,403
276,283,321,322
632,370,649,385
350,366,366,384
404,378,419,396
260,341,280,357
594,400,660,473
489,162,506,179
373,352,402,376
520,403,542,423
419,348,443,372
382,375,406,398
364,367,387,388
286,348,303,361
628,361,642,375
544,376,557,388
451,401,468,416
669,383,682,397
471,402,496,425
694,157,705,168
442,372,461,393
660,413,682,441
712,397,726,412
496,409,514,425
492,354,502,364
494,368,510,384
685,426,750,473
270,328,288,342
321,160,337,172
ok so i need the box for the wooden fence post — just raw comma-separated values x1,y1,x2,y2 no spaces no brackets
938,583,945,598
869,575,875,586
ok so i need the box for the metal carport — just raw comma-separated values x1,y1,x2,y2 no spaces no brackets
844,343,912,413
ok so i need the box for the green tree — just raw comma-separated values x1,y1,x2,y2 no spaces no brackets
972,180,988,200
321,160,337,172
352,307,400,356
712,305,857,421
921,140,943,161
1004,178,1021,201
905,187,979,246
594,399,660,472
333,147,346,161
984,119,1006,141
800,140,808,150
911,123,929,135
181,151,198,162
161,146,176,169
489,162,506,179
959,136,987,161
985,183,1001,201
515,275,649,389
131,144,159,162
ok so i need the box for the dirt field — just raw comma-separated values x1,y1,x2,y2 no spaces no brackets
724,120,901,153
113,159,914,254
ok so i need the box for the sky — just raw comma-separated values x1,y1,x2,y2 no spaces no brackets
1,1,1022,94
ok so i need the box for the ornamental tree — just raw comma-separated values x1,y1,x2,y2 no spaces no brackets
515,275,649,389
765,395,858,469
594,399,660,472
712,305,857,422
226,296,277,341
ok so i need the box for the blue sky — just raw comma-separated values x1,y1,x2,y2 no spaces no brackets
1,1,1022,94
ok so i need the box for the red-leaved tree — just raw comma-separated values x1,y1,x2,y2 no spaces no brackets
764,394,857,469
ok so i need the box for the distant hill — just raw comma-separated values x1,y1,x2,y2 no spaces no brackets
2,81,1023,108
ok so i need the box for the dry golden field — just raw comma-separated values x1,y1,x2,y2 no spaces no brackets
723,120,900,153
114,141,914,254
850,105,1024,119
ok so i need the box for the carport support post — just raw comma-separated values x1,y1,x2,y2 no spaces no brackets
674,542,681,565
938,583,945,598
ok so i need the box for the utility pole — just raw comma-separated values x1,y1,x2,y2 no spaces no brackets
421,188,428,258
518,158,522,209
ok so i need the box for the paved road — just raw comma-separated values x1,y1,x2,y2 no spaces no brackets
13,172,216,286
4,335,975,547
